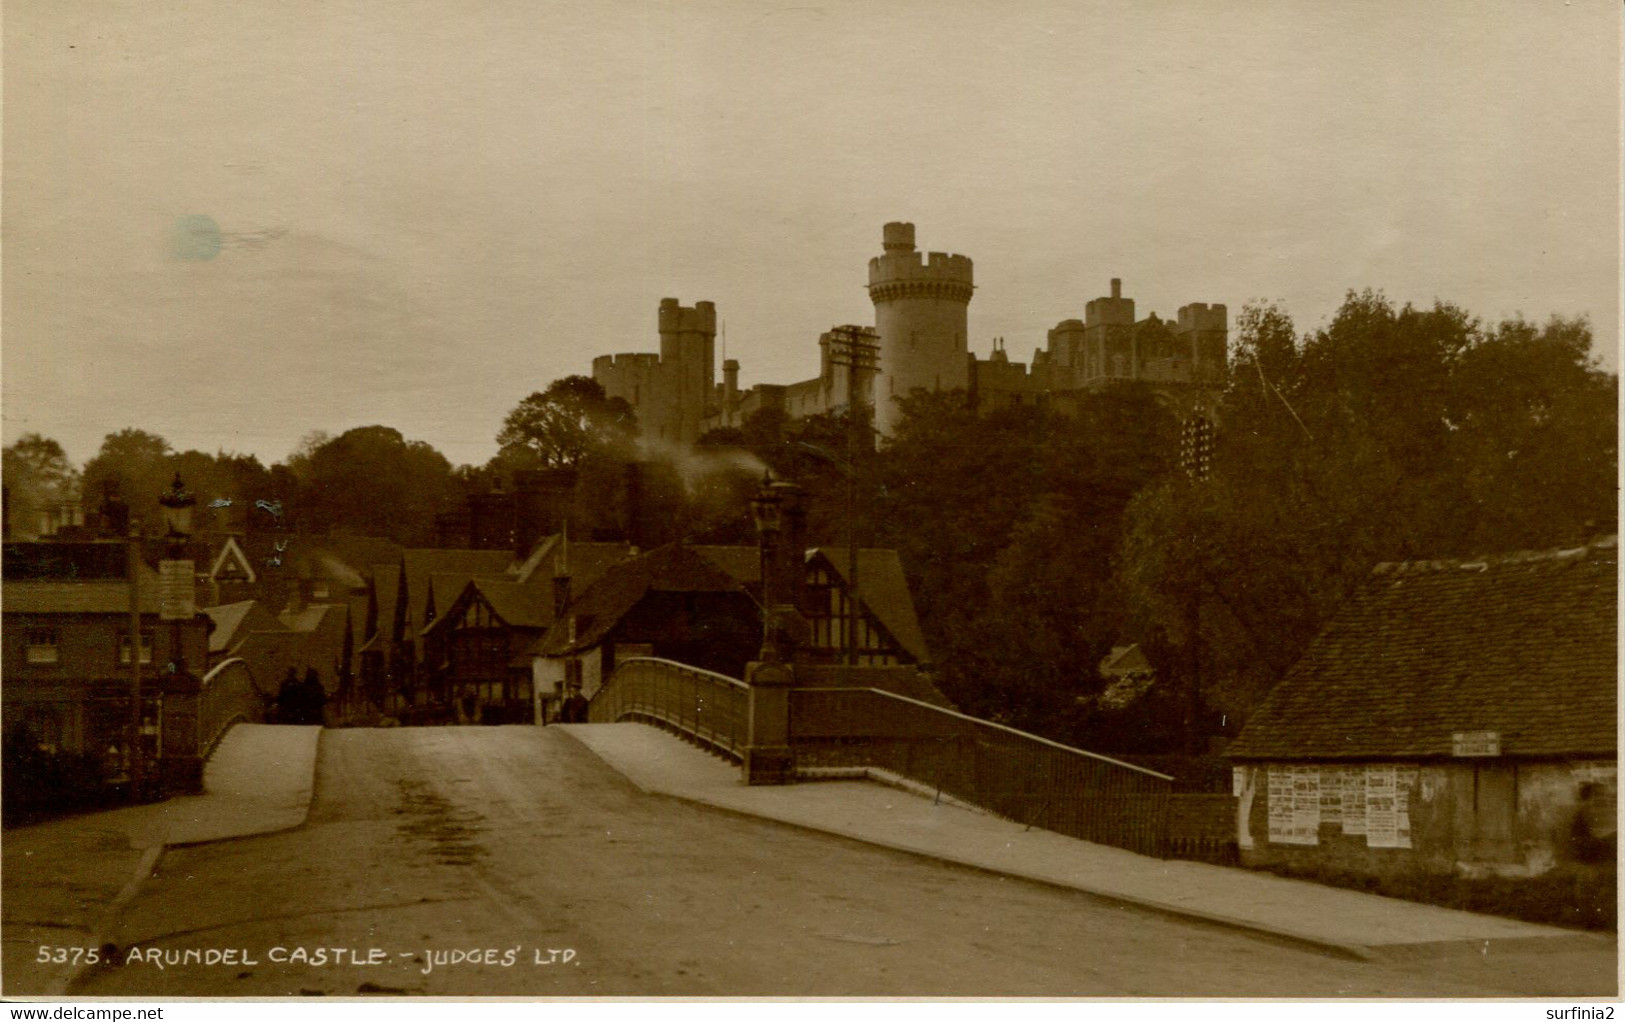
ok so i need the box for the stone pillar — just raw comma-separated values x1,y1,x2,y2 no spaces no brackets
743,657,794,785
158,667,204,796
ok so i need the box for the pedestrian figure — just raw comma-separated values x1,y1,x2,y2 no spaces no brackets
276,668,302,724
302,668,328,727
561,684,589,724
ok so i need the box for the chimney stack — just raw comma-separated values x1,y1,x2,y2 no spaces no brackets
514,468,576,559
1111,278,1122,299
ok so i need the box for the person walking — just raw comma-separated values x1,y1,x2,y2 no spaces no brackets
560,684,589,724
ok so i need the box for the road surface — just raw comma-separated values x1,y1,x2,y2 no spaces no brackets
50,726,1617,997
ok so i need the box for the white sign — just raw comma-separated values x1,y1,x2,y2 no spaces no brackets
158,559,195,620
1342,767,1367,836
1365,765,1399,847
1452,731,1501,757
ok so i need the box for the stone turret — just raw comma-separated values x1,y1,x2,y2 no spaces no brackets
657,298,717,444
1085,278,1138,380
867,222,974,436
1175,302,1229,384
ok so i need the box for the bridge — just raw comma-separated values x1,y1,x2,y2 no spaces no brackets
588,656,1199,860
3,655,1613,998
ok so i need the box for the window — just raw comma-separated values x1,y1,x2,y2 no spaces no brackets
117,629,154,666
25,628,59,665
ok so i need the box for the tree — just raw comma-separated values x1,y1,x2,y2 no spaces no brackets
1113,293,1618,743
80,429,174,533
3,433,81,539
493,376,637,471
299,426,458,544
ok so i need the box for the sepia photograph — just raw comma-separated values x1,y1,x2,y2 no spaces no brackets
2,0,1619,1004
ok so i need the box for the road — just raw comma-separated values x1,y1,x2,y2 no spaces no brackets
42,726,1616,997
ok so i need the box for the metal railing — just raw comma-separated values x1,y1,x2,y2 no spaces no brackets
587,657,749,761
199,658,269,760
789,687,1174,857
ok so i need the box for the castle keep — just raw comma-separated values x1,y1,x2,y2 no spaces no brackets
591,223,1227,444
593,299,716,444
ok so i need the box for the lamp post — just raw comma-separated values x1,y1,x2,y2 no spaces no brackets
750,480,784,662
155,473,199,795
743,476,804,785
158,473,197,672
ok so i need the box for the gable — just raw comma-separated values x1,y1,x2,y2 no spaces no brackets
207,537,258,584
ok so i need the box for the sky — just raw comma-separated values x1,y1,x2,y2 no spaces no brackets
4,0,1620,470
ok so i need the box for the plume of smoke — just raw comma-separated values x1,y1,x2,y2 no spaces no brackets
314,552,365,590
635,437,768,493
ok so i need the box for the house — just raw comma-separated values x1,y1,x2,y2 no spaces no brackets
200,599,283,668
1096,643,1156,709
2,541,211,787
524,540,949,721
417,538,637,723
527,542,764,716
1228,537,1616,880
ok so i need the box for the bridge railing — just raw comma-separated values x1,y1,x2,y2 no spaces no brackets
199,657,269,760
789,687,1174,858
587,657,749,761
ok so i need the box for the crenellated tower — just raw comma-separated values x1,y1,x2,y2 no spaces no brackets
867,222,974,436
658,298,716,444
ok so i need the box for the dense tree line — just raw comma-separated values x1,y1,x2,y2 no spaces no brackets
6,291,1614,756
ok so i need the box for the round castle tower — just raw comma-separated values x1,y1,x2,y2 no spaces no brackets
867,222,974,436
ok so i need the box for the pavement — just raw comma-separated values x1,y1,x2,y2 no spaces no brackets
4,719,1609,996
2,724,320,995
559,722,1610,962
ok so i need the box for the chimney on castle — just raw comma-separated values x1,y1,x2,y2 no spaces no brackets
1111,278,1122,299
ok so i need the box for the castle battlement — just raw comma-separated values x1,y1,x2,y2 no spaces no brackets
1176,302,1228,333
594,352,661,371
658,297,717,336
867,251,975,288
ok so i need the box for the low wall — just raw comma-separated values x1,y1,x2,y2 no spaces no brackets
1166,794,1238,864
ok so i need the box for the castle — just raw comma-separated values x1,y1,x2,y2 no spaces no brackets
592,223,1227,444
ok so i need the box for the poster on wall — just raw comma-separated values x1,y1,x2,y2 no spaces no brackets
1366,765,1399,847
1319,765,1342,825
1394,765,1417,849
1268,766,1294,844
1291,765,1321,845
1342,767,1367,836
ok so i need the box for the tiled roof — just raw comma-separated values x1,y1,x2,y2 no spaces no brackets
400,549,514,626
371,563,401,642
1229,538,1617,761
202,600,282,653
691,545,761,586
534,543,746,656
472,580,554,629
696,544,930,662
812,548,932,664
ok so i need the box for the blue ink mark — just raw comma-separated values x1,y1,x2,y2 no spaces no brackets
255,499,283,518
171,214,222,261
265,556,282,568
209,498,233,508
274,540,288,553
